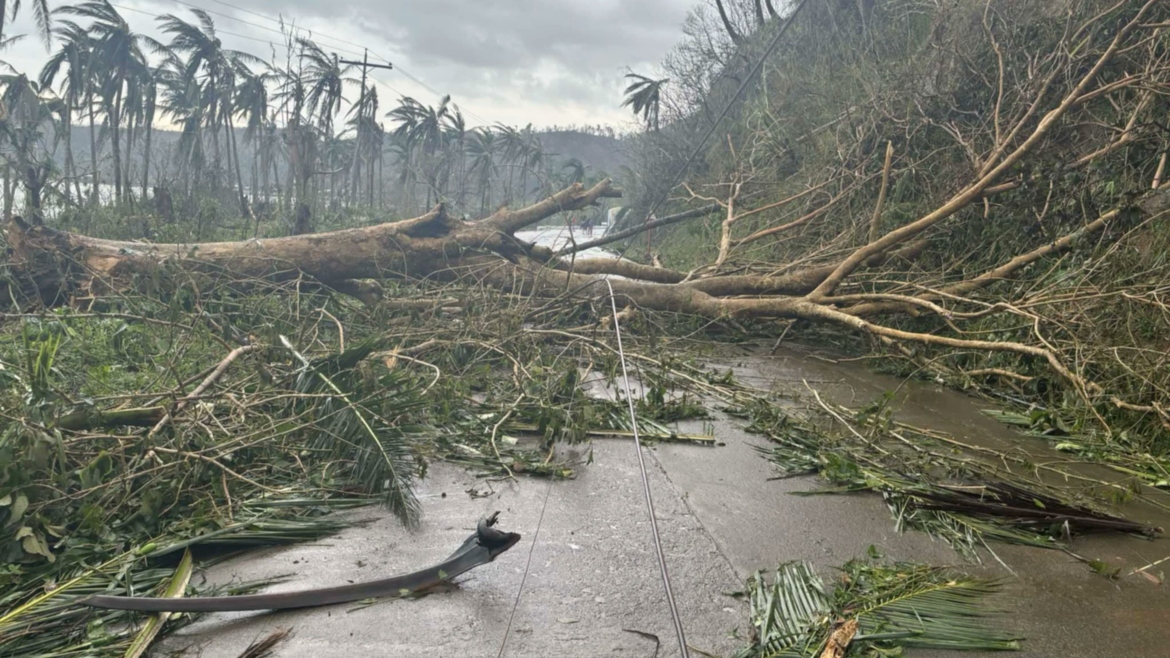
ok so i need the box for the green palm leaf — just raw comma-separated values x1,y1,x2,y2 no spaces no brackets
283,336,422,527
123,549,194,658
841,560,1021,651
743,562,831,657
736,560,1020,657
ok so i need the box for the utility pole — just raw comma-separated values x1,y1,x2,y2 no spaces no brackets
341,50,393,205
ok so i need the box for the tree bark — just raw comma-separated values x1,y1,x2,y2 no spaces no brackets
6,180,620,302
141,117,153,201
226,111,248,217
109,86,123,203
123,108,136,205
88,94,99,205
715,0,744,45
8,179,1167,400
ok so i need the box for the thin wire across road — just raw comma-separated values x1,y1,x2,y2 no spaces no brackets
604,277,690,658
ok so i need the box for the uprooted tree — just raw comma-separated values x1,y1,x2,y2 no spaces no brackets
6,0,1170,436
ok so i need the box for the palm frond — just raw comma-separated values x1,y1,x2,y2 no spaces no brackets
750,401,1154,559
735,559,1021,657
838,560,1021,652
123,549,194,658
741,562,831,657
283,336,422,527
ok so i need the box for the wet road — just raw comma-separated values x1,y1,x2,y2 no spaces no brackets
160,343,1168,657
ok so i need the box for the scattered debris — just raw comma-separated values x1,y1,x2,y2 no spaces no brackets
235,628,293,658
82,513,520,612
818,619,856,658
123,549,195,658
748,391,1160,559
733,559,1021,657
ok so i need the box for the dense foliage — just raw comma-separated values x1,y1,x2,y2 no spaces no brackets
621,0,1170,456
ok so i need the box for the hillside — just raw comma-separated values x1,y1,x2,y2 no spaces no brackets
619,0,1170,449
536,130,628,175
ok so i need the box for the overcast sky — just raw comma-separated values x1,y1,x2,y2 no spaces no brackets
1,0,696,130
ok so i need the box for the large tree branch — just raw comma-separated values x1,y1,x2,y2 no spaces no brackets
560,258,686,284
552,233,934,297
454,257,1088,390
808,0,1158,299
554,258,837,296
552,202,722,257
486,179,620,234
843,188,1170,316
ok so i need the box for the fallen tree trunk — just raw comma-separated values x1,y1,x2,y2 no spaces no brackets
5,181,621,304
6,172,1169,403
8,181,1168,321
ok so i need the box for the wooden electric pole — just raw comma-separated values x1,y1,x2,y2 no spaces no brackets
341,50,393,205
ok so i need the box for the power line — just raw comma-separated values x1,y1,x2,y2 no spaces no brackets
169,0,358,53
603,277,689,658
111,2,293,53
110,0,494,126
207,0,379,59
199,0,493,124
159,0,399,105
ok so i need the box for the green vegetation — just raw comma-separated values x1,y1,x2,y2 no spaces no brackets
734,558,1021,657
0,276,723,656
620,0,1170,460
748,396,1157,561
1,0,1169,656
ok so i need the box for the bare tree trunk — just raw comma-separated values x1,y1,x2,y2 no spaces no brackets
141,119,153,200
226,112,247,217
715,0,744,45
10,180,618,294
88,95,99,205
368,150,375,208
63,107,79,205
110,87,123,203
124,111,136,205
251,152,258,207
2,168,13,218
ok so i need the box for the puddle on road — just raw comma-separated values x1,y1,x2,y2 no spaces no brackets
725,342,1170,529
686,340,1169,657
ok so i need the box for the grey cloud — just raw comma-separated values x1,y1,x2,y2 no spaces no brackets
2,0,694,127
291,0,690,72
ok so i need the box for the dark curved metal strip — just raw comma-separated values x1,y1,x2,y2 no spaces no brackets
81,513,521,613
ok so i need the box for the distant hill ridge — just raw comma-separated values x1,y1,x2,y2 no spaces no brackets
55,126,627,181
537,130,628,175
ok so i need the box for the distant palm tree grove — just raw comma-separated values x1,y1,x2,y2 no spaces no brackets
0,0,619,236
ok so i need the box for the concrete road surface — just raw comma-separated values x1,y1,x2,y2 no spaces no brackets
161,347,1169,658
